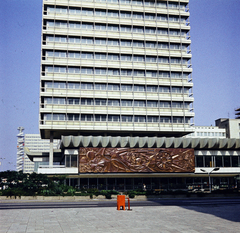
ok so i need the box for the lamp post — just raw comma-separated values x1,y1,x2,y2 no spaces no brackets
200,167,220,193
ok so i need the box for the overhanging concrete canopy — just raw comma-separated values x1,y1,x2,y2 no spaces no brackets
60,136,240,149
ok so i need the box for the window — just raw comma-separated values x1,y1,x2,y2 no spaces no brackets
134,85,145,92
67,114,79,121
120,26,131,32
108,39,119,46
160,117,171,123
146,42,156,48
95,115,107,121
134,55,144,62
81,114,93,121
82,38,93,44
95,83,106,90
122,116,133,122
95,99,107,105
68,98,79,105
108,100,120,106
65,155,77,167
108,84,120,91
108,115,120,122
160,102,171,108
108,54,119,60
121,85,132,91
159,86,170,92
121,100,132,106
147,116,159,122
95,9,106,16
134,100,146,107
121,55,132,61
81,98,94,105
147,101,158,107
134,116,146,122
146,56,156,62
147,86,158,92
121,11,131,18
121,40,131,46
145,13,155,20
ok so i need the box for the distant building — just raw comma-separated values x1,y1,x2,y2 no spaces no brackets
215,118,240,139
186,126,225,138
17,127,24,172
24,134,59,173
235,107,240,119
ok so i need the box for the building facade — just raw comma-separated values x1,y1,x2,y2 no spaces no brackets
32,0,240,191
215,118,240,139
185,126,226,138
40,0,194,143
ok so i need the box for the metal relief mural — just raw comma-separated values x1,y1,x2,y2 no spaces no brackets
79,148,195,173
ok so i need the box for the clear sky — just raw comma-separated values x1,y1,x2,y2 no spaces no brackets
0,0,240,171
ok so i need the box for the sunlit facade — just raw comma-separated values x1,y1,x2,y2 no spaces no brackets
40,0,194,140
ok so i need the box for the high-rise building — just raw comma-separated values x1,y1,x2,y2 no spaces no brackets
40,0,194,142
17,127,25,171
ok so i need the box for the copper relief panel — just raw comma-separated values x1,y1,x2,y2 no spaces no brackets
79,148,195,173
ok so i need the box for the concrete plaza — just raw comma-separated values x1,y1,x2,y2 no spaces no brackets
0,203,239,233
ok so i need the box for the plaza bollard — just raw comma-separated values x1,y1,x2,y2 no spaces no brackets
127,197,132,211
117,195,125,210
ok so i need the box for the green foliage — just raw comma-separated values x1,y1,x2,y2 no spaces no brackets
67,187,76,196
105,193,112,199
0,171,65,197
125,190,146,196
128,193,135,198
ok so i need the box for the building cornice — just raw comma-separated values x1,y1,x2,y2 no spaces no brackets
60,136,240,149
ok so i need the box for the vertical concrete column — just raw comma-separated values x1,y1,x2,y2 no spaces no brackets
49,131,53,167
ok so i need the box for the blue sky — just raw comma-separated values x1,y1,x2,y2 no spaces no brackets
0,0,239,171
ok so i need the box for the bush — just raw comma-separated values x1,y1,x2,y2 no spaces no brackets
128,193,135,198
105,193,112,199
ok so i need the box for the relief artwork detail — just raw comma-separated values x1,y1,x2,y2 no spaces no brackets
79,148,195,173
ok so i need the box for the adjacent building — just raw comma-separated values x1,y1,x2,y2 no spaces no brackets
215,118,240,139
23,134,59,173
185,126,226,138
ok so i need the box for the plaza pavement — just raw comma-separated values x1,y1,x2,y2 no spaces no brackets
0,202,239,233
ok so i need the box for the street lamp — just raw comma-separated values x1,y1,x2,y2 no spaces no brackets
200,167,220,193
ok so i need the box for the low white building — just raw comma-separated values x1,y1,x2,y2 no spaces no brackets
185,126,226,138
24,134,59,173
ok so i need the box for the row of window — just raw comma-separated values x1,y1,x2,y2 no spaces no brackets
44,81,190,93
196,156,240,168
45,66,189,78
44,113,190,123
44,97,189,108
70,0,187,9
47,6,187,23
46,21,188,37
46,51,189,64
46,36,189,50
197,132,225,137
189,132,226,137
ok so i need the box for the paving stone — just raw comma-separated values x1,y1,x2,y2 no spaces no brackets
0,204,239,233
